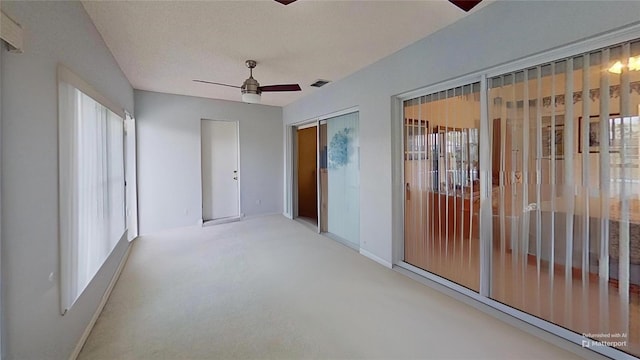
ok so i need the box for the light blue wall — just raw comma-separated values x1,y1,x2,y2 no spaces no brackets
1,2,134,359
135,90,283,235
283,0,640,266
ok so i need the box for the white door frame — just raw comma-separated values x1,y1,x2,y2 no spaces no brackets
200,119,241,223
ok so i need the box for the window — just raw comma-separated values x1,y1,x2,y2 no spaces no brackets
58,67,126,313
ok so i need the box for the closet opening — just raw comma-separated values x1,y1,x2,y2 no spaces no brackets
295,123,318,228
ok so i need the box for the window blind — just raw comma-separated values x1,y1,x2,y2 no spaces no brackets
403,82,482,291
488,39,640,356
403,38,640,357
58,74,125,313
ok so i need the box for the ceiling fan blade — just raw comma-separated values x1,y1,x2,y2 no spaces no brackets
449,0,482,12
259,84,302,92
193,79,241,88
274,0,297,5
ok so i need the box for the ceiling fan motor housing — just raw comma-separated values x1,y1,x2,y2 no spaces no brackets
242,77,261,95
242,60,261,95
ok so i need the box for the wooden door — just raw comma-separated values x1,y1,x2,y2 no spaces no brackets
297,126,317,219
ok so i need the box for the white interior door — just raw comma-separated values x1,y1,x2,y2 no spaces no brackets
125,114,138,241
202,120,239,220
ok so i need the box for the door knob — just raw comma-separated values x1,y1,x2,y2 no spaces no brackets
233,177,238,180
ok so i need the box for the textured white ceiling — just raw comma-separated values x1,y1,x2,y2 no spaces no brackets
83,0,488,107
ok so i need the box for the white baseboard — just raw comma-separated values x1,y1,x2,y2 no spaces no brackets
69,243,132,360
244,212,281,219
359,248,393,269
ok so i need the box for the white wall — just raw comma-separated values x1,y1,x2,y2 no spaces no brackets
283,1,640,266
135,90,283,235
0,2,134,359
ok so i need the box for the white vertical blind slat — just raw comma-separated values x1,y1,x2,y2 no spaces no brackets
498,80,507,300
564,58,575,276
598,49,612,334
549,63,557,321
599,49,611,281
535,67,543,283
619,43,631,297
580,53,592,334
479,75,491,296
535,67,544,317
581,53,591,284
521,70,531,307
618,43,631,338
563,58,575,326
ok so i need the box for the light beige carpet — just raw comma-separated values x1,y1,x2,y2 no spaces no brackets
78,215,584,359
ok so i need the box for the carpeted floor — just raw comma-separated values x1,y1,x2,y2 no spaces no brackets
78,215,583,359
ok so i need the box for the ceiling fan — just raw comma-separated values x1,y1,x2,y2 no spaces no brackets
193,60,301,104
274,0,482,12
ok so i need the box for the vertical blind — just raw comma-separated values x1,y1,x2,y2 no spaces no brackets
488,39,640,357
403,84,481,291
59,81,125,313
404,39,640,357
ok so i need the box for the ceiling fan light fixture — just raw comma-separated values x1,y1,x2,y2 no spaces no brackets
242,92,261,104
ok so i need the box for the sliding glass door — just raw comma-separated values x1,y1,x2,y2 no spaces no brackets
488,40,640,357
403,38,640,358
403,84,481,291
318,112,360,247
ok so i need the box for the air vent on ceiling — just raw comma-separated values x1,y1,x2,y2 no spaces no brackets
310,79,331,88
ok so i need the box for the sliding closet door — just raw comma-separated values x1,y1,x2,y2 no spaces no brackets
403,84,481,291
488,40,640,357
325,112,360,247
